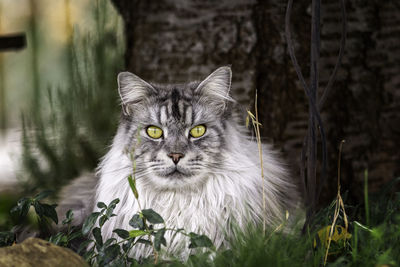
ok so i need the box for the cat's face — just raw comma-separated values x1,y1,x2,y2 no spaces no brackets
117,67,233,190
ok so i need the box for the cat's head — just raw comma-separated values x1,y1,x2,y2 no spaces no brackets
117,67,234,190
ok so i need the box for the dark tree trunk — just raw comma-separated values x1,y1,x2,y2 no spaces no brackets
114,0,258,106
111,0,400,206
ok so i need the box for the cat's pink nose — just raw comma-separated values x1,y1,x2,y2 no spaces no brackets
168,152,184,164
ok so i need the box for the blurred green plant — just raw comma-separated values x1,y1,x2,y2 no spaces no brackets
0,190,59,247
0,193,20,233
10,190,57,224
20,0,124,192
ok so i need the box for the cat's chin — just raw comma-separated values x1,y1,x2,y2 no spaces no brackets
148,172,208,191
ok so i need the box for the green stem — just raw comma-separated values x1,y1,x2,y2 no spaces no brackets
352,223,358,262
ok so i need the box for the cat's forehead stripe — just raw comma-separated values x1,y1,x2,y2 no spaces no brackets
156,88,195,125
171,89,181,120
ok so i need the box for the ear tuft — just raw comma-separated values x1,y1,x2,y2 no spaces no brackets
117,72,156,115
195,66,233,110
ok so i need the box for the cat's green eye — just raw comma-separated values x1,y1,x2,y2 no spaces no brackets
190,125,206,138
147,126,163,139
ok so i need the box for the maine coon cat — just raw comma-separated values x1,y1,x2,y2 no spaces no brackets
86,66,298,259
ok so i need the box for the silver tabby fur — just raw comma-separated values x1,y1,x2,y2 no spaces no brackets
91,66,298,259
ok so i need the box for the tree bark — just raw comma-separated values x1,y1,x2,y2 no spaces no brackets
111,0,400,205
113,0,258,106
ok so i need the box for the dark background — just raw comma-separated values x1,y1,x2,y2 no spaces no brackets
109,0,400,206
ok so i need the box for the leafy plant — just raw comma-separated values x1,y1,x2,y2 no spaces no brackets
10,190,58,225
0,231,15,247
0,190,82,249
48,210,82,248
0,190,58,247
79,198,214,266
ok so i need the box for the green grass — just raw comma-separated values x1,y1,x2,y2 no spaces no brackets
183,186,400,267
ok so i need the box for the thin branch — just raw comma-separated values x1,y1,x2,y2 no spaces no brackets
319,0,347,109
286,0,330,229
285,0,309,93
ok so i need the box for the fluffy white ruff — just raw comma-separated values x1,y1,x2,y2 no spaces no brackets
95,123,295,260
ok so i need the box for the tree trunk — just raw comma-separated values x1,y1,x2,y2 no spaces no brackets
111,0,400,205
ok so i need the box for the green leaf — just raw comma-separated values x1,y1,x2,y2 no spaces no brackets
41,203,58,224
97,202,107,209
34,190,53,201
0,231,15,247
83,245,95,262
128,175,139,199
129,214,144,229
109,198,120,209
122,238,134,253
67,231,82,243
82,212,101,236
99,215,107,227
136,239,152,246
141,209,164,224
154,228,166,251
103,238,116,247
33,201,45,217
114,258,128,266
49,232,65,246
113,229,130,239
129,230,147,238
62,210,73,225
189,232,213,248
105,199,120,218
33,202,58,224
101,244,120,265
66,209,73,220
11,197,32,218
61,235,68,244
93,227,103,249
77,240,94,254
353,221,373,232
127,257,138,265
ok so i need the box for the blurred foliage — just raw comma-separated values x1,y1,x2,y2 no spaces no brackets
0,193,19,232
20,0,123,192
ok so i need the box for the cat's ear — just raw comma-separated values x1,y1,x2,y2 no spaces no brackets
195,66,234,110
117,72,156,115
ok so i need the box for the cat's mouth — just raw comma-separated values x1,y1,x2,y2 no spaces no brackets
162,166,192,178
